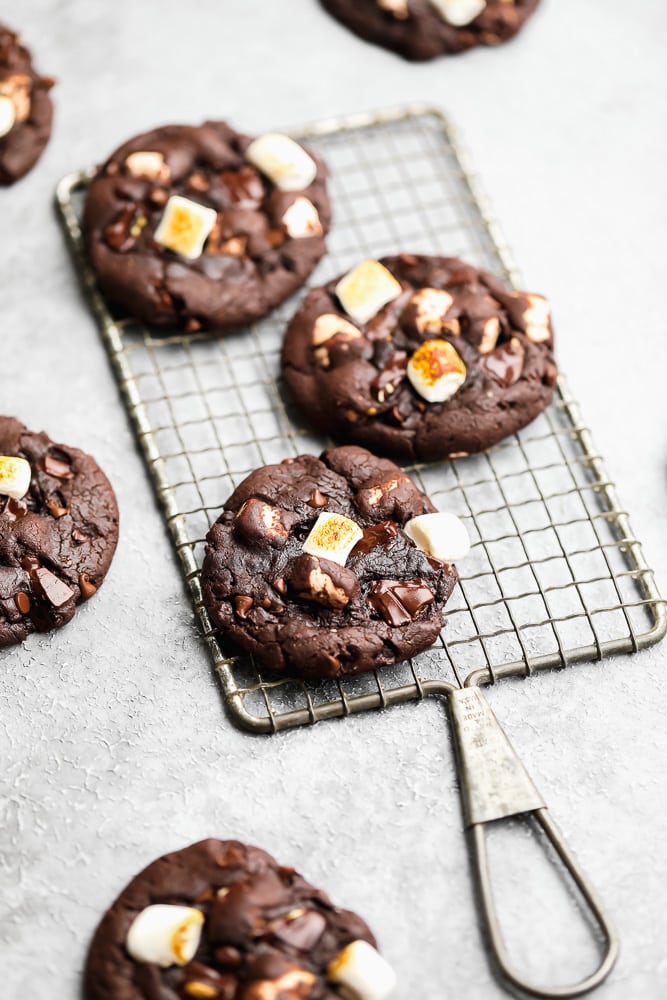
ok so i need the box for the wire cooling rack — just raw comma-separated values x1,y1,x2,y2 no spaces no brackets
56,105,666,733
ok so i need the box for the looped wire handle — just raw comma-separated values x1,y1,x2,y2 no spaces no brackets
449,687,619,998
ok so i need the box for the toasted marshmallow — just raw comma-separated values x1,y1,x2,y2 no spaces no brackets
125,150,170,183
0,456,31,500
245,132,317,192
429,0,487,26
404,511,470,563
327,940,397,1000
0,95,16,138
312,313,362,346
282,197,323,239
523,293,551,343
410,288,454,334
126,904,204,967
377,0,409,17
335,260,402,326
302,512,363,567
407,339,466,403
153,195,217,260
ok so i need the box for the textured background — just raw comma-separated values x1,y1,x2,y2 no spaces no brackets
1,0,667,997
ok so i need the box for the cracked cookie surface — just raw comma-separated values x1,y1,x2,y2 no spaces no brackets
82,121,331,333
319,0,541,61
201,445,458,680
282,253,558,462
0,416,119,647
0,22,54,184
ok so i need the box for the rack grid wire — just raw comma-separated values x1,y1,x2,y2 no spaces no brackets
56,105,666,733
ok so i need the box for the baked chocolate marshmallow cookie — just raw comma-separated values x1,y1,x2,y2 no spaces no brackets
0,23,54,184
202,445,465,680
82,122,331,333
85,838,397,1000
0,417,119,647
282,254,558,462
319,0,541,61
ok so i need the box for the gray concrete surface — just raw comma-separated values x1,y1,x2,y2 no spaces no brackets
1,1,666,997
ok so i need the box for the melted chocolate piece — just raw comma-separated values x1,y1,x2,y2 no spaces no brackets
480,338,525,386
368,578,435,626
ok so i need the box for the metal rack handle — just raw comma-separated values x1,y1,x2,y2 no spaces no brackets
449,687,619,998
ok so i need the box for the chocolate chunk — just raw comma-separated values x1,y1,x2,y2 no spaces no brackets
370,351,408,401
270,909,327,951
46,497,69,518
351,520,398,555
1,497,28,521
44,453,73,479
480,337,525,386
32,567,75,608
369,578,435,626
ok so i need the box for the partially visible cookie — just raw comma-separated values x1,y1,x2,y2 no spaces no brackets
0,417,119,647
319,0,541,61
82,122,331,333
281,254,558,462
0,23,54,184
201,445,462,680
85,838,396,1000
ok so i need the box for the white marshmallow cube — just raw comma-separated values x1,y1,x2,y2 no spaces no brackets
245,132,317,192
153,195,217,260
125,150,169,183
406,338,466,403
0,95,16,138
523,293,551,343
282,197,323,238
125,904,204,967
0,456,31,500
429,0,487,26
410,288,454,334
302,512,363,567
335,260,402,326
405,511,471,563
327,940,397,1000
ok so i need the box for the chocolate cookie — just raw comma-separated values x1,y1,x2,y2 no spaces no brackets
281,254,558,462
0,417,119,647
201,445,460,680
85,838,396,1000
319,0,541,61
0,23,54,184
82,122,331,333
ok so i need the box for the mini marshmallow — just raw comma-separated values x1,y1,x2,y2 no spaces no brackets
335,260,402,326
302,512,363,567
125,904,204,968
125,150,169,183
282,197,323,239
404,511,470,563
0,95,16,138
245,132,317,192
523,293,551,343
410,288,454,335
327,940,397,1000
406,338,466,403
377,0,409,17
153,195,217,260
429,0,487,26
0,456,31,500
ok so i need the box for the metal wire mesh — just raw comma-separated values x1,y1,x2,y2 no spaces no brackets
56,105,666,733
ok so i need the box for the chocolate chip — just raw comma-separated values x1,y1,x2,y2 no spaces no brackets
234,595,253,619
46,498,69,519
71,527,88,544
214,946,242,969
15,592,31,614
185,171,210,193
307,488,327,509
78,573,97,599
272,577,287,595
147,186,168,207
185,317,202,333
368,578,435,626
44,453,73,479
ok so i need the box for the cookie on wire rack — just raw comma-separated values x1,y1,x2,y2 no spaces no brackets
0,22,54,184
0,416,118,648
85,838,397,1000
281,253,557,462
82,121,331,334
318,0,541,61
202,445,467,681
